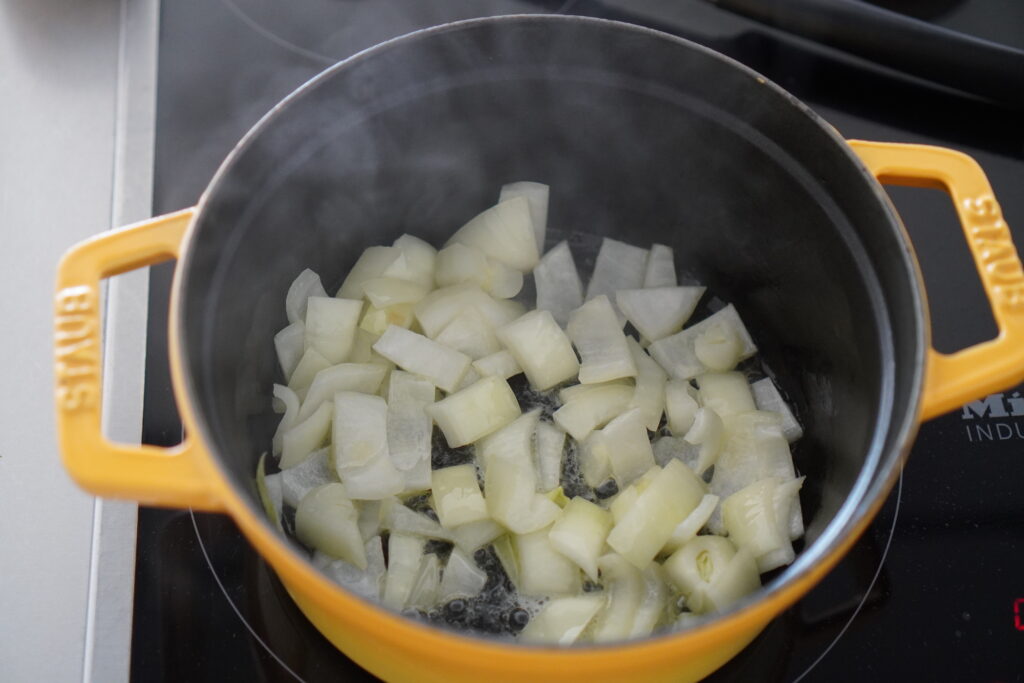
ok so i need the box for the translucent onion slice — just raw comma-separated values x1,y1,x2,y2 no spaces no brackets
693,320,742,371
485,457,561,534
683,407,725,475
722,477,794,573
493,534,520,590
359,302,415,337
332,392,405,500
557,379,632,404
388,234,437,290
271,383,300,456
630,564,671,638
386,370,435,472
431,464,490,529
426,376,521,448
336,246,402,299
663,493,720,554
697,372,756,418
434,307,502,360
499,181,549,252
477,409,539,472
590,553,643,642
533,241,584,327
584,238,648,319
648,305,757,381
519,595,603,645
361,277,430,308
274,321,306,381
446,195,539,271
607,460,705,569
450,519,504,553
372,325,470,393
625,338,668,431
775,476,806,542
285,268,328,324
472,349,522,380
496,309,580,391
663,536,759,614
296,363,388,423
438,547,488,602
435,243,524,299
414,284,522,339
383,533,425,610
322,535,386,601
407,554,441,610
664,379,700,436
585,409,655,487
750,377,804,443
552,383,634,441
615,286,705,342
547,497,613,580
287,347,331,401
514,527,582,597
642,244,676,288
280,447,335,508
567,296,637,384
384,503,454,542
534,421,566,493
295,483,367,569
281,400,333,469
305,296,363,364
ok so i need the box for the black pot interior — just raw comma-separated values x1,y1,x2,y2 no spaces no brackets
179,16,922,600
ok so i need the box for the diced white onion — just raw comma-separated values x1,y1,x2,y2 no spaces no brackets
426,375,521,448
389,234,437,290
499,181,549,252
722,477,794,573
414,284,518,339
585,409,655,487
295,483,367,569
534,421,566,492
643,244,676,288
694,320,742,371
547,497,613,580
384,503,454,542
372,325,470,393
664,379,700,435
552,383,633,441
280,447,336,508
438,547,488,602
332,392,405,500
648,305,758,381
629,564,670,638
435,243,523,299
271,383,300,456
663,493,719,554
697,371,756,418
472,349,522,380
750,377,804,442
322,535,386,601
336,246,402,299
297,363,388,423
533,241,584,327
446,195,539,271
434,307,502,360
485,457,561,534
285,268,328,324
590,553,643,642
615,286,705,342
567,296,637,384
359,302,415,337
625,338,667,431
431,464,490,529
383,533,425,610
305,296,363,364
450,519,504,553
683,407,725,475
497,309,579,390
274,321,306,382
281,400,333,469
362,277,430,308
519,595,603,644
514,527,582,597
585,238,648,320
386,370,435,472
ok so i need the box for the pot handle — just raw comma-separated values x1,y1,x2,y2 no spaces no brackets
849,140,1024,420
54,208,223,510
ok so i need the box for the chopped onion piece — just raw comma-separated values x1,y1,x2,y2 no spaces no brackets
450,519,504,553
590,553,643,642
446,195,539,271
386,370,435,472
384,503,454,542
664,379,700,435
609,484,640,524
630,564,671,638
750,377,804,443
485,457,560,534
426,376,521,448
697,372,756,418
372,325,470,393
615,286,705,342
305,296,362,364
454,367,481,392
567,296,637,384
648,305,757,381
496,309,580,390
553,383,633,441
389,234,437,290
585,238,648,320
643,244,676,288
701,548,760,614
775,476,806,541
533,241,584,327
414,284,521,338
297,363,388,423
578,436,612,488
362,277,430,308
625,338,668,431
472,349,522,380
434,307,501,360
477,409,539,472
407,554,442,610
694,320,742,371
285,268,328,324
348,329,376,363
492,535,520,590
280,447,335,508
359,302,415,336
281,400,333,469
400,456,432,495
557,379,632,404
274,321,305,381
607,460,704,569
663,494,719,554
431,464,489,529
332,392,404,500
664,536,758,614
519,595,603,645
295,483,367,569
722,477,794,573
435,243,524,299
257,454,283,531
514,527,582,597
383,533,424,610
683,407,725,475
534,421,566,492
336,246,402,299
271,383,300,456
323,535,386,602
585,409,655,487
547,497,613,580
438,547,488,602
499,181,549,252
287,347,331,401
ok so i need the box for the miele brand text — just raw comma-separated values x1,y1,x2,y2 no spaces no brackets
55,285,99,411
961,391,1024,442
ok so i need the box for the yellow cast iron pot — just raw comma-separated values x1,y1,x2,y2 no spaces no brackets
53,16,1024,682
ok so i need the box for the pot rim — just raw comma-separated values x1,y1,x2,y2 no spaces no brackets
170,12,928,656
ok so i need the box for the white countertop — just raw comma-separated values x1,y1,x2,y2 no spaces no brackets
0,0,157,680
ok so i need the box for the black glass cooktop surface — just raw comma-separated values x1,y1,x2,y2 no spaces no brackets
133,1,1024,681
